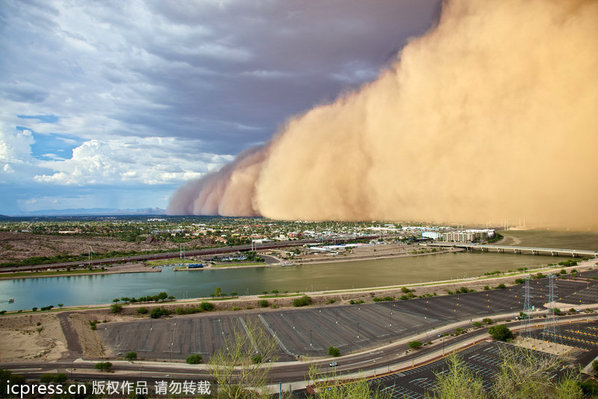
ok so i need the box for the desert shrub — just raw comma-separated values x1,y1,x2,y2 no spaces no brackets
110,303,123,313
186,354,202,364
408,340,423,349
150,307,171,319
328,346,340,357
94,362,112,372
293,296,312,307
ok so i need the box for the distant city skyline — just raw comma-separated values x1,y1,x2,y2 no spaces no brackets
0,0,440,215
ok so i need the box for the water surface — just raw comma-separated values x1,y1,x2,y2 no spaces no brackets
0,252,567,311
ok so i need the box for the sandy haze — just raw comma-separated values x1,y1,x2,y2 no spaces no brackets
168,0,598,230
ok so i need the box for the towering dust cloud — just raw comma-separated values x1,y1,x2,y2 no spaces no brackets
168,0,598,229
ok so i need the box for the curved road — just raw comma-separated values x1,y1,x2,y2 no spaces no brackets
4,313,596,386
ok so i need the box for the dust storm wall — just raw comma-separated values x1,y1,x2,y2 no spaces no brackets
168,0,598,230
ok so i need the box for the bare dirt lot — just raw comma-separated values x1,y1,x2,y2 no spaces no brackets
0,232,213,264
0,312,67,362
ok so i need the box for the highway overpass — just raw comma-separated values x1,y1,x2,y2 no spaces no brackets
428,242,598,258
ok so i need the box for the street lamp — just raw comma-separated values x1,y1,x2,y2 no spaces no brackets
438,334,445,356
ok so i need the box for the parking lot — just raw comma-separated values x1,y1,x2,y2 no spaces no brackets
529,321,598,352
98,271,598,361
372,341,567,399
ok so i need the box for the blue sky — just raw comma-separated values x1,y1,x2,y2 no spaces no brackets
0,0,440,215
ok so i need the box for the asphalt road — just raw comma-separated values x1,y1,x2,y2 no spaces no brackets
4,316,596,388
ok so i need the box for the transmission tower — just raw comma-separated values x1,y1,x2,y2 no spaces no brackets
542,274,561,347
520,276,532,338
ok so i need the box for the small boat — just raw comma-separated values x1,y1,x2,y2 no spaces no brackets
8,298,14,303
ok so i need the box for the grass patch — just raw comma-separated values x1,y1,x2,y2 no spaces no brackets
210,262,265,268
145,259,196,267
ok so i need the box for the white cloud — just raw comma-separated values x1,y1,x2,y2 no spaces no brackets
0,123,40,184
0,125,34,165
34,136,233,185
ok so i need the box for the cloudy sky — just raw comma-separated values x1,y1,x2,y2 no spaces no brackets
0,0,440,215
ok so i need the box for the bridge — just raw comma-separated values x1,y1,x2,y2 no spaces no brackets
428,242,598,258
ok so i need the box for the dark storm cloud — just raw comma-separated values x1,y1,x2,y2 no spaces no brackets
0,0,440,213
1,0,440,154
140,0,443,152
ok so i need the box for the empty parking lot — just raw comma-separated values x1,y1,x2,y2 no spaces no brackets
98,270,598,361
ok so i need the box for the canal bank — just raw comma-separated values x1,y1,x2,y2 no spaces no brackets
0,252,574,311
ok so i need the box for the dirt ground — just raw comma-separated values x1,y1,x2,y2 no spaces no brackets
0,312,67,362
0,232,214,264
0,309,136,362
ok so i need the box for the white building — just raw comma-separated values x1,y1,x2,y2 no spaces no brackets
422,231,442,240
442,229,495,242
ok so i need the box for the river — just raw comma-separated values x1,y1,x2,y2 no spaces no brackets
0,252,568,311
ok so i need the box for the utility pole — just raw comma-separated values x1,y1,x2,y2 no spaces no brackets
543,274,560,350
520,276,532,338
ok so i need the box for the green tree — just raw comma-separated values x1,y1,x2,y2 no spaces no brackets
209,319,278,399
293,295,312,307
328,346,340,357
124,351,137,361
251,354,263,364
94,362,112,372
408,340,423,350
186,354,202,364
428,354,486,399
1,368,25,396
492,347,582,398
150,307,170,318
488,324,513,341
307,364,391,399
110,303,123,313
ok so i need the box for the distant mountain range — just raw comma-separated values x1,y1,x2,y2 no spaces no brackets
4,208,166,217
